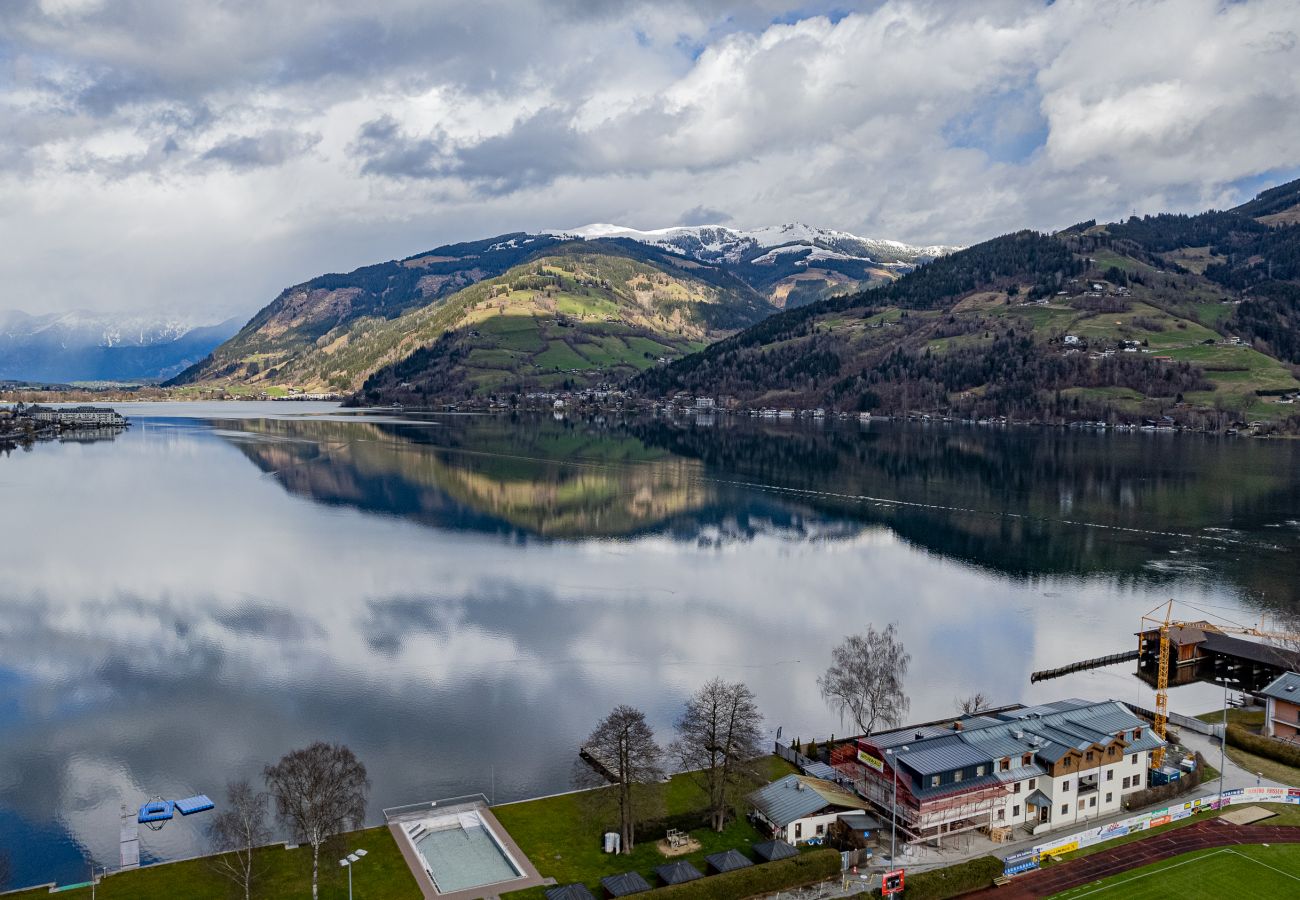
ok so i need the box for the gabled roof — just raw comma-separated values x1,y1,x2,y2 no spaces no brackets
1024,789,1051,808
748,775,870,828
1260,671,1300,703
752,838,799,861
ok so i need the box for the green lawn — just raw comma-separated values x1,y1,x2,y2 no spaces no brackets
496,756,797,898
1048,844,1300,898
5,825,420,899
1194,708,1300,786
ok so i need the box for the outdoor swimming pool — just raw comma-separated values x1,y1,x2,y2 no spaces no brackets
405,810,522,894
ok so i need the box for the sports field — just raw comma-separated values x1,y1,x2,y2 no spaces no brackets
1049,843,1300,898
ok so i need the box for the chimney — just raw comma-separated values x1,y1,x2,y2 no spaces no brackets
953,721,963,732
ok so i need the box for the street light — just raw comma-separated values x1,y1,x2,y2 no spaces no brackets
884,745,909,862
339,848,368,900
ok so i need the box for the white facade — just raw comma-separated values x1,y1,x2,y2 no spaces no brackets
776,810,840,845
990,750,1153,834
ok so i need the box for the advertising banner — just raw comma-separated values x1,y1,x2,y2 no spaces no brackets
858,749,885,772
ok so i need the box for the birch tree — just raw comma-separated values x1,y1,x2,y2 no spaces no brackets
819,623,911,735
207,780,271,900
264,742,369,900
671,678,764,832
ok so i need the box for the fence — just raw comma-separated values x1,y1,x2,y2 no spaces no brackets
1028,785,1300,860
1123,703,1223,738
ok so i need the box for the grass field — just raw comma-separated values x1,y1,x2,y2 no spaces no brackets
1049,844,1300,899
496,756,797,899
1195,708,1300,786
4,825,420,899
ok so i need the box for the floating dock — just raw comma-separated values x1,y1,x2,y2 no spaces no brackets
1031,650,1139,683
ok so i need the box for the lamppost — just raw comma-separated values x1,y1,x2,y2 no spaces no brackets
339,848,368,900
884,745,909,862
1215,672,1238,803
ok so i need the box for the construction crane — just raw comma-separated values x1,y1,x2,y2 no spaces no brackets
1140,600,1300,768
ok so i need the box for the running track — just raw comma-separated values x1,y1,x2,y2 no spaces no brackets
968,820,1300,898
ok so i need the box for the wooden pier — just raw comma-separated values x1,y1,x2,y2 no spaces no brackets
1031,650,1139,683
578,746,619,784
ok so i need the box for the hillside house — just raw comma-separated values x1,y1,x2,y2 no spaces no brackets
831,699,1164,845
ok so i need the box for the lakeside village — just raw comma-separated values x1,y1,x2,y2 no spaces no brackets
12,623,1300,900
0,402,127,452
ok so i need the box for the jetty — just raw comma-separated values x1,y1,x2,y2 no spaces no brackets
1031,650,1139,683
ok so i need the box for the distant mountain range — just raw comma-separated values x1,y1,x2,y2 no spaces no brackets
167,223,948,395
0,311,243,383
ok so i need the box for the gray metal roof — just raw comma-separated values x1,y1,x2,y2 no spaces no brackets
753,838,798,861
547,885,597,900
748,774,868,828
600,872,651,896
704,849,753,873
897,741,990,776
1260,671,1300,702
655,861,702,885
802,761,841,781
1025,789,1051,808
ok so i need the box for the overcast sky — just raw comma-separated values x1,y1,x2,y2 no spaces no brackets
2,0,1299,320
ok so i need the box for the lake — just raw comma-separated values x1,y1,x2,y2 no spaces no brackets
1,403,1298,888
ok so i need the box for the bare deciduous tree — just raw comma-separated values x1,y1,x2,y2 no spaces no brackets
575,705,662,854
207,779,271,900
264,742,369,900
671,678,764,832
819,623,911,735
956,692,992,716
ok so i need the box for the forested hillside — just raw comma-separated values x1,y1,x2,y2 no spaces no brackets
635,179,1300,427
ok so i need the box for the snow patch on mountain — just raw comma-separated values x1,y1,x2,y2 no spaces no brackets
546,222,961,266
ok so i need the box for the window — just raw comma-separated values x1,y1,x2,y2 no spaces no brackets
1105,793,1112,804
1089,797,1096,808
1107,746,1116,757
1022,754,1032,766
1061,804,1069,815
1132,728,1141,740
1029,779,1037,790
954,769,964,783
1001,757,1011,772
1062,780,1071,792
1085,751,1094,762
976,765,986,776
997,808,1005,821
1130,754,1138,765
795,823,802,839
816,823,825,835
1013,805,1021,817
930,775,940,788
1122,776,1130,789
1014,782,1022,794
1133,773,1142,787
1106,769,1115,781
1064,757,1074,769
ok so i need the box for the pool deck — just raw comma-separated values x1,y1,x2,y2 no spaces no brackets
388,804,549,900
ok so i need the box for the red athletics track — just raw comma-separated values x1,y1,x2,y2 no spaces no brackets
967,819,1300,898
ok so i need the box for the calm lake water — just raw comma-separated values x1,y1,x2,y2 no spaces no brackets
2,402,1298,887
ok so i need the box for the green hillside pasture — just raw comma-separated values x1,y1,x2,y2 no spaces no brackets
534,341,593,371
1063,302,1220,348
1048,844,1300,899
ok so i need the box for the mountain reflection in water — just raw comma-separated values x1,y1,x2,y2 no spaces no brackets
0,404,1296,888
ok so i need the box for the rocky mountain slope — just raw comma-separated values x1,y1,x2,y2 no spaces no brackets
634,179,1300,427
170,221,949,394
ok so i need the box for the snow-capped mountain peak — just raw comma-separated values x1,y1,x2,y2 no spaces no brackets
546,222,960,266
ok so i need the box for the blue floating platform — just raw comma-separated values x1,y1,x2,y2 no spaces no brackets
138,800,174,823
176,795,214,816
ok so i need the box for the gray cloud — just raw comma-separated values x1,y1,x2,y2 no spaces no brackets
1,0,1299,318
680,205,731,225
202,129,322,169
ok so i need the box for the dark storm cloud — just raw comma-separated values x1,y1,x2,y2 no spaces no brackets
679,205,731,225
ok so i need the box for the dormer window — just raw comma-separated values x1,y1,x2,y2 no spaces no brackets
1001,758,1011,772
954,769,964,783
1022,754,1032,766
1132,728,1141,740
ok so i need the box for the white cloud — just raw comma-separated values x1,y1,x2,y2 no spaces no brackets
0,0,1297,318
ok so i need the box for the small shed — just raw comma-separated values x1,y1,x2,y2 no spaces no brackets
600,872,651,898
655,860,703,886
704,848,753,874
546,886,597,900
752,838,799,862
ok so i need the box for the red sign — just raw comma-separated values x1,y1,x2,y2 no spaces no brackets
883,868,905,895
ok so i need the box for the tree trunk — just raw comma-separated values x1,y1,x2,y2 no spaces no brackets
311,838,320,900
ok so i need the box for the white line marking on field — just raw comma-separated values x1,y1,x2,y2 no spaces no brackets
1060,849,1232,898
1225,847,1300,883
